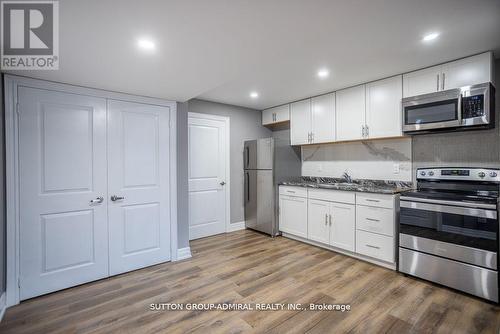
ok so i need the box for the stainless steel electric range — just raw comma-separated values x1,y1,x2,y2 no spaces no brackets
399,167,499,302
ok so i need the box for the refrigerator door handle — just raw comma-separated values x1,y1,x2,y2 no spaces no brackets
245,146,249,168
245,172,250,202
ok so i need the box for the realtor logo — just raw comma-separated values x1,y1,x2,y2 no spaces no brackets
1,0,59,70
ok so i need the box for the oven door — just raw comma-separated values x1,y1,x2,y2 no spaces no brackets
400,199,498,268
402,89,461,133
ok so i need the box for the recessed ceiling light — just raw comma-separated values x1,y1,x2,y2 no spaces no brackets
317,69,330,79
137,38,156,51
250,91,259,99
422,32,439,42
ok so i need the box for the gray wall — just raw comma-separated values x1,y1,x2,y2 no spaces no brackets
412,58,500,180
188,99,272,225
0,74,5,294
176,102,189,248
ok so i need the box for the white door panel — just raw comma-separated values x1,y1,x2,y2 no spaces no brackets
307,199,330,244
366,75,403,138
336,85,365,141
107,100,171,275
279,195,307,238
188,115,227,240
311,93,335,144
329,203,355,252
19,87,108,300
290,99,311,145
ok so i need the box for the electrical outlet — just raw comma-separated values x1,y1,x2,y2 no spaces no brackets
393,163,400,174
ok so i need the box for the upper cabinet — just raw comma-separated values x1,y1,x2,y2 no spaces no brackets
336,85,366,141
311,93,335,144
365,75,403,139
402,66,441,97
290,99,312,145
262,104,290,126
291,94,335,145
442,52,495,90
403,52,494,98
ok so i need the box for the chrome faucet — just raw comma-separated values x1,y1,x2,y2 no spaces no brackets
342,171,353,183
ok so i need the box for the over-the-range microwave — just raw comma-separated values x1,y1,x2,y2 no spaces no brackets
402,82,495,134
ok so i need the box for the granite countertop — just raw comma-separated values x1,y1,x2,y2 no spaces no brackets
280,176,414,194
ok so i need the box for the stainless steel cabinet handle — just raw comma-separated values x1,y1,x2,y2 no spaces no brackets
90,196,104,204
366,244,381,249
329,214,332,225
436,74,440,91
111,195,125,201
220,181,226,186
325,213,328,225
366,125,369,138
442,73,445,90
286,190,296,194
365,199,380,203
366,218,380,222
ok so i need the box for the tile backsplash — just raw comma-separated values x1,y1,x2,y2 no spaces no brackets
301,137,412,181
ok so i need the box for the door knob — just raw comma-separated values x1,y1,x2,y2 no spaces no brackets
111,195,125,201
220,181,226,186
90,196,104,204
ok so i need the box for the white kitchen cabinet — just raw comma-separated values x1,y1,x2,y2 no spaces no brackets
311,93,335,143
365,76,403,139
290,99,311,146
402,65,441,98
356,230,394,263
329,202,355,252
262,104,290,125
279,194,307,238
403,52,494,98
307,199,330,244
442,52,494,90
336,85,366,141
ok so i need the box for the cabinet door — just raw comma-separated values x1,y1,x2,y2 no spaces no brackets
311,93,335,144
307,199,330,244
403,65,441,98
279,195,307,238
274,104,290,123
336,85,366,141
262,109,274,125
365,75,403,139
329,203,355,252
290,99,312,146
443,52,493,90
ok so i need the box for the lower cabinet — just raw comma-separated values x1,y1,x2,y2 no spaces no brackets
279,194,308,238
279,186,397,268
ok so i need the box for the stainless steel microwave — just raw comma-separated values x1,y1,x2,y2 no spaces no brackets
402,82,495,134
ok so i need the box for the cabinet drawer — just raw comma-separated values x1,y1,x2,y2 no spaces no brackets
308,188,355,204
356,230,394,263
356,205,394,237
356,193,394,209
279,186,307,198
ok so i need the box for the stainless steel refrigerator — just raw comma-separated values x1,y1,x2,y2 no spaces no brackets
243,134,301,236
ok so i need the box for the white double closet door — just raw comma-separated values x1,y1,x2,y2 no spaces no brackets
18,87,171,300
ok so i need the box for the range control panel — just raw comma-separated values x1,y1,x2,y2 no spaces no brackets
417,168,500,182
462,95,485,118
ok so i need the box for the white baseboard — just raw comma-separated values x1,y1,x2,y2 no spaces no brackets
227,221,246,232
177,247,192,261
0,292,6,323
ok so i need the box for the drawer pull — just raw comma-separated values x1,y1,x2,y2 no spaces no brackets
365,244,381,249
366,218,380,222
329,214,332,226
286,190,296,193
365,199,380,203
325,213,328,225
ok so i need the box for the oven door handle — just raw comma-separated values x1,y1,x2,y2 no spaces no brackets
400,201,497,219
400,196,497,210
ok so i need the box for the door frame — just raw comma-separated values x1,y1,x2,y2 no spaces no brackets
4,75,178,307
187,112,231,237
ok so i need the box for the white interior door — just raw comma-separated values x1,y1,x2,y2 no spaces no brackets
19,87,108,300
188,113,228,240
107,100,171,276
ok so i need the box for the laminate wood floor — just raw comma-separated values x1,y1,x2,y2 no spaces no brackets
1,229,499,333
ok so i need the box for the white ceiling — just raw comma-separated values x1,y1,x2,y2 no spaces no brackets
7,0,500,110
